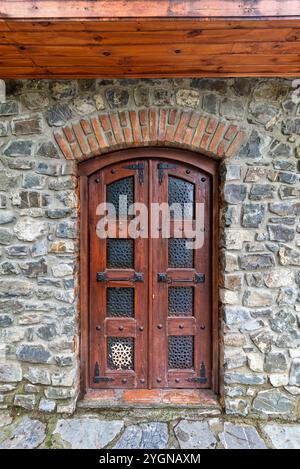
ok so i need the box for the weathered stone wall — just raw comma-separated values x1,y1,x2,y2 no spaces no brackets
0,78,299,420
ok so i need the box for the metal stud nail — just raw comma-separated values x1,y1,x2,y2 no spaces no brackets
95,178,100,183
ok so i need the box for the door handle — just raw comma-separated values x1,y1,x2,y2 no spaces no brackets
157,273,205,283
96,272,144,282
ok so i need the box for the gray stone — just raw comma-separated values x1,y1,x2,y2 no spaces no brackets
50,81,77,100
0,417,46,449
0,211,15,225
0,121,8,136
276,171,298,185
221,164,241,181
20,258,47,278
289,359,300,386
22,173,46,189
54,418,123,449
0,172,20,191
48,177,76,191
220,97,245,119
224,372,267,385
282,118,300,135
239,253,275,270
175,421,216,449
14,394,35,410
36,161,59,176
21,91,49,110
0,299,23,314
176,89,200,108
19,191,48,209
0,315,13,327
269,216,295,225
277,287,297,306
251,330,273,353
224,398,249,416
134,86,150,106
0,363,22,382
268,224,295,242
13,217,47,241
106,88,129,108
202,93,218,114
0,280,32,297
270,309,296,333
16,345,51,364
224,306,251,325
73,96,95,115
47,103,72,126
253,389,295,415
264,352,288,373
262,424,300,449
279,245,300,266
114,422,168,449
11,115,43,135
243,290,272,307
279,185,300,199
0,101,19,116
0,229,12,245
25,367,51,385
242,204,265,228
273,159,296,171
270,141,293,158
44,387,74,400
238,130,264,160
249,101,279,127
3,140,33,157
219,422,266,449
224,184,246,204
0,411,12,428
6,245,29,257
250,184,275,200
153,88,172,106
56,221,77,239
39,398,56,412
36,141,60,159
36,323,57,341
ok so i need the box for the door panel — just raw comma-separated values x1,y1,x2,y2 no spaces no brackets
88,156,211,390
89,160,148,388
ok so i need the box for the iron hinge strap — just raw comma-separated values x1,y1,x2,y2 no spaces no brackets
122,163,144,185
187,361,207,384
157,163,177,185
158,273,205,283
93,361,114,383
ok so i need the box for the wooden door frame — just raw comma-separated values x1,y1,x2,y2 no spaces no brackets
78,147,219,396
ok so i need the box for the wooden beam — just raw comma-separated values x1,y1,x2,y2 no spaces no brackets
1,1,300,20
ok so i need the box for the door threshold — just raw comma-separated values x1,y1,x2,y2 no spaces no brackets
78,389,221,410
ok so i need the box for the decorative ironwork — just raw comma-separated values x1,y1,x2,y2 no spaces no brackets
106,239,134,268
168,336,194,369
168,176,194,219
168,287,194,316
122,163,144,185
187,361,207,384
157,273,205,283
93,361,114,383
157,163,177,185
168,238,194,268
107,337,134,370
107,288,134,317
97,271,143,282
106,176,134,219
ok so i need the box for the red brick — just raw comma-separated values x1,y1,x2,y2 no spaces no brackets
123,126,133,144
168,109,178,125
217,139,228,157
100,114,111,132
189,112,199,129
110,112,123,144
54,132,74,160
158,108,168,142
208,122,226,153
183,126,195,145
91,116,109,150
105,130,116,146
174,111,190,142
63,126,75,143
72,122,90,158
225,130,247,158
149,109,157,142
70,141,83,160
139,109,148,126
141,126,148,143
206,117,218,134
87,134,99,156
200,132,212,150
80,118,92,135
119,111,128,127
224,124,238,141
129,111,142,143
191,116,207,147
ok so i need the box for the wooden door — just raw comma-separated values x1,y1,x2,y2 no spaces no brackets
88,156,211,390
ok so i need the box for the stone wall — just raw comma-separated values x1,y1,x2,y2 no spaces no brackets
0,78,300,420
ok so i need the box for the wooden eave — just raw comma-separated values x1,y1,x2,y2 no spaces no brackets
1,1,300,78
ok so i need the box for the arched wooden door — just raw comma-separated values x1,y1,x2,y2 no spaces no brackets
81,149,218,392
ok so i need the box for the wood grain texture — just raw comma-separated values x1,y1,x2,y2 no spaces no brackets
1,4,300,78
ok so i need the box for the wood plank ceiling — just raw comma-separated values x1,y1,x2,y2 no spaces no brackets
1,1,300,78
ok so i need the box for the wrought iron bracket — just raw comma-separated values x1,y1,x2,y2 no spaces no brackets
187,361,207,384
157,163,177,185
93,361,114,383
158,273,205,283
97,271,144,282
122,163,144,184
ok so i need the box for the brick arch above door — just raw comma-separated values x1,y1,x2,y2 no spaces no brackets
53,108,247,162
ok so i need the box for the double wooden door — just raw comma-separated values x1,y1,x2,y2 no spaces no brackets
88,157,211,389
